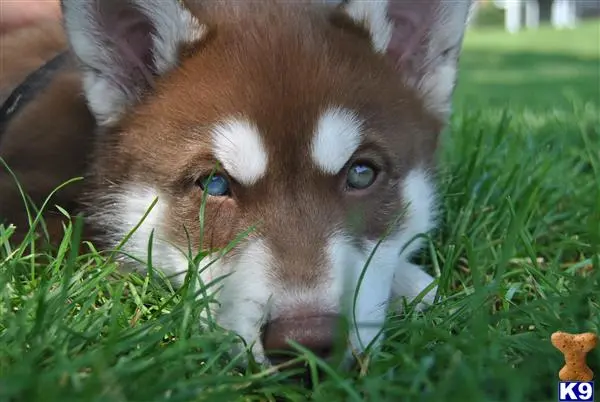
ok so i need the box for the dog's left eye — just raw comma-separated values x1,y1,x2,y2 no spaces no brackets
346,162,377,190
197,174,231,196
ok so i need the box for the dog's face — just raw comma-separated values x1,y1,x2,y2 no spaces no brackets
62,0,471,364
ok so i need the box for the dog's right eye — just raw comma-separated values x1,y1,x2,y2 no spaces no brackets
346,162,378,190
197,174,231,197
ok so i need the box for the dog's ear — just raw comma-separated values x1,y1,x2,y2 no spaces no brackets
339,0,472,119
61,0,206,126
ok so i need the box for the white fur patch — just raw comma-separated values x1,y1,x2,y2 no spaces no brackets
90,184,248,331
88,184,274,364
97,188,222,288
311,108,363,175
87,185,192,285
211,118,269,186
212,239,274,364
390,168,438,307
400,168,438,237
325,233,397,353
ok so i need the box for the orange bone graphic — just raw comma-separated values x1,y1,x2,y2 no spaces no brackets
551,331,597,382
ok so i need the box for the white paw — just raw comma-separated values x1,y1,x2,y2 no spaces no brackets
392,261,438,311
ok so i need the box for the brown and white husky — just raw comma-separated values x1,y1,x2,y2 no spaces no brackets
0,0,472,368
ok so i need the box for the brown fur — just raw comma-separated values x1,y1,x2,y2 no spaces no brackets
1,2,441,277
84,2,442,282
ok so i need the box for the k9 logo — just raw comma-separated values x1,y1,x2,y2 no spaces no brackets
559,382,595,401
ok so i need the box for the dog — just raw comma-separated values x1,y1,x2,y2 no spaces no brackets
0,0,472,369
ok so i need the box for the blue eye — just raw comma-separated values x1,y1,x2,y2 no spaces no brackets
346,162,377,190
198,174,231,196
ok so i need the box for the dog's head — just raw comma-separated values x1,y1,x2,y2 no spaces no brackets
61,0,471,365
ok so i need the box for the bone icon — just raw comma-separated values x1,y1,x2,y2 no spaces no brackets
551,331,598,382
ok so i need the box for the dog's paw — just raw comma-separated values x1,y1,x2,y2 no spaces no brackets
391,261,438,312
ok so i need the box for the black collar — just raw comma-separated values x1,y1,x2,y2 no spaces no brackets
0,51,69,138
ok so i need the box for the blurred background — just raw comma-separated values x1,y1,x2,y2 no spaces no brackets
456,0,600,113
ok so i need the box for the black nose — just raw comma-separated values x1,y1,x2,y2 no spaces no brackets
261,314,346,367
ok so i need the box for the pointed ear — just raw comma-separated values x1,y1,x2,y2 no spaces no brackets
340,0,473,120
61,0,206,126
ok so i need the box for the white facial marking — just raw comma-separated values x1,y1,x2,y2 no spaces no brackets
89,184,275,364
325,233,398,354
311,108,363,175
88,185,191,285
211,119,269,186
213,239,274,364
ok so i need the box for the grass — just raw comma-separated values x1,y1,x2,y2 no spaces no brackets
1,19,600,402
455,18,600,111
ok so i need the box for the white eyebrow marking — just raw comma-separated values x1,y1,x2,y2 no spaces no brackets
211,118,269,186
311,107,363,175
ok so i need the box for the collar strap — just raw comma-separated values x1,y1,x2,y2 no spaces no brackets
0,51,70,138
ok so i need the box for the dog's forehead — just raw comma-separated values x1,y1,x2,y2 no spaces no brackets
208,107,363,187
132,1,440,189
167,17,421,163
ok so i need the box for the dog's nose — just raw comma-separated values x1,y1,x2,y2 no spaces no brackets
261,314,344,365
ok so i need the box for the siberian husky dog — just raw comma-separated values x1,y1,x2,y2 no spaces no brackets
0,0,472,367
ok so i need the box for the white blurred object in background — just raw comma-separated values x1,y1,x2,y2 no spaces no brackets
481,0,584,33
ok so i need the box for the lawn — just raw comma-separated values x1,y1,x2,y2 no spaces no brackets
1,20,599,402
455,18,600,111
